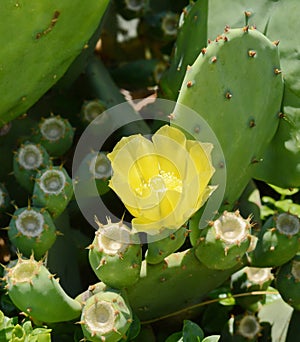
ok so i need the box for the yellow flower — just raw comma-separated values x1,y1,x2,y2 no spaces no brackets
107,125,215,235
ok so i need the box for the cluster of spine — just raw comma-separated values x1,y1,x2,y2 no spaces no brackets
194,211,253,270
250,213,300,267
88,218,142,289
7,205,57,260
3,255,82,323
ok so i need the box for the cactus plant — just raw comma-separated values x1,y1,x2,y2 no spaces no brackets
1,1,300,341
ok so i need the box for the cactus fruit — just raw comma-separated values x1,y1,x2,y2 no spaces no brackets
32,166,73,218
79,289,132,342
77,151,111,197
250,213,300,267
0,183,10,213
0,0,110,125
231,267,273,311
276,254,300,311
173,27,284,209
13,142,51,193
114,0,149,20
88,218,142,289
7,206,57,260
236,315,261,340
80,99,107,127
138,11,179,44
3,255,82,323
32,115,74,157
145,226,188,264
194,211,252,270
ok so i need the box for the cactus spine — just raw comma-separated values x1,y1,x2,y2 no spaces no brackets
194,211,252,270
8,206,57,260
88,218,142,289
80,289,132,342
32,166,73,218
250,213,300,267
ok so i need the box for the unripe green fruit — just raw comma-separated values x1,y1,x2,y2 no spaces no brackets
4,256,82,323
32,166,73,218
13,142,51,193
231,267,273,311
89,218,142,288
8,206,57,260
195,211,252,270
32,115,74,157
251,213,300,267
80,289,132,342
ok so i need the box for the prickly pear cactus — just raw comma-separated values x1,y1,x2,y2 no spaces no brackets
0,0,109,125
173,27,284,208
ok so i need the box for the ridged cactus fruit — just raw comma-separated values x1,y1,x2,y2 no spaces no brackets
13,142,51,193
145,226,188,264
250,213,300,267
235,315,262,341
0,0,110,125
77,151,111,197
231,267,273,311
32,166,73,218
114,0,149,20
3,255,82,323
80,99,107,127
276,254,300,311
159,0,208,100
138,11,179,44
0,183,10,213
7,206,57,260
194,211,252,270
172,27,284,208
32,115,74,157
88,218,142,289
80,289,132,342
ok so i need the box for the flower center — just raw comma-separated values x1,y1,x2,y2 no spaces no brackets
135,170,182,197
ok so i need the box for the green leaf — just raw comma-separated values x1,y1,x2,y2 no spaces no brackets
182,320,204,341
165,332,183,342
202,336,220,342
274,199,300,216
268,184,299,196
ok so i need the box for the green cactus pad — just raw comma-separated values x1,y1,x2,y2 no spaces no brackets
276,254,300,311
251,213,300,267
89,218,142,289
194,211,252,270
80,289,132,342
13,142,51,193
80,99,107,127
8,206,57,260
32,166,73,218
173,27,284,208
0,0,110,126
126,249,241,321
32,115,74,157
159,0,208,100
4,256,82,323
145,226,188,264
